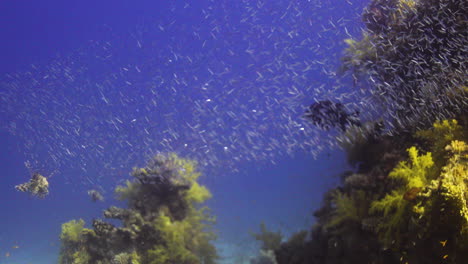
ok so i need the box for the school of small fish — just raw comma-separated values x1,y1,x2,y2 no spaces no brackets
0,0,464,192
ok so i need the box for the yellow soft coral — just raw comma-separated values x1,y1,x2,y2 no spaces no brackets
186,181,212,203
416,119,466,169
341,34,376,73
389,146,435,187
153,212,199,263
370,147,434,245
60,219,85,243
438,140,468,234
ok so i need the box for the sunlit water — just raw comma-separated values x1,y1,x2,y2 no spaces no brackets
0,0,368,263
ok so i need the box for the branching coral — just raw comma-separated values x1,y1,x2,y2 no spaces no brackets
369,146,434,245
326,190,369,230
112,251,141,264
152,212,199,263
341,34,376,75
387,146,435,188
252,222,283,252
60,219,86,243
427,140,468,235
289,118,467,263
58,153,217,264
58,219,95,264
149,207,217,264
416,119,466,168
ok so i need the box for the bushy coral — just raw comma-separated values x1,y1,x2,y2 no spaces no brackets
252,222,283,252
340,34,376,75
278,0,467,262
148,208,217,264
416,119,467,168
389,147,435,187
186,181,212,203
368,146,435,246
71,250,92,264
60,219,86,243
274,116,467,264
112,251,141,264
440,140,468,228
58,153,217,264
58,219,96,264
326,190,369,230
419,140,468,234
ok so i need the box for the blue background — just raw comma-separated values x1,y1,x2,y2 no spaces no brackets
0,0,366,263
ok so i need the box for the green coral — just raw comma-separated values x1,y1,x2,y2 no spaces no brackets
147,246,169,264
326,190,369,229
369,147,434,245
60,219,86,243
252,222,283,252
186,181,212,203
387,146,435,188
115,179,139,201
432,140,468,234
341,33,376,74
71,250,91,264
113,251,141,264
58,219,95,264
365,119,468,259
151,213,199,263
416,119,466,169
58,153,217,264
148,206,216,264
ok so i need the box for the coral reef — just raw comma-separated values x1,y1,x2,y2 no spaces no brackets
273,118,467,263
58,153,217,264
342,0,467,131
272,0,467,263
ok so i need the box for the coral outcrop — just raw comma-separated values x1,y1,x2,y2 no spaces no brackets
58,153,217,264
275,0,467,263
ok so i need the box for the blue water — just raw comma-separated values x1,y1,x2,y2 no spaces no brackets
0,0,367,263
